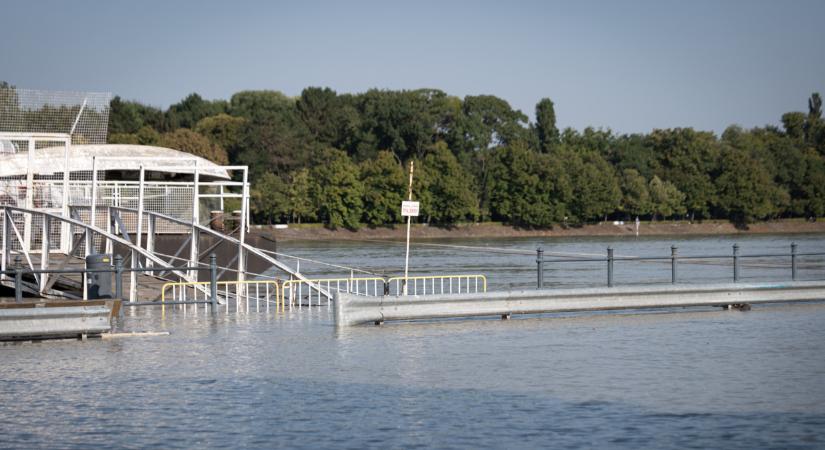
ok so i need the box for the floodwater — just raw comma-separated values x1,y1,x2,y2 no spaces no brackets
2,233,824,449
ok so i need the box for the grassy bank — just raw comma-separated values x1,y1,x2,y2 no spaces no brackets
252,218,825,241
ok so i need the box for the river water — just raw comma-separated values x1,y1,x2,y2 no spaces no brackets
2,233,824,449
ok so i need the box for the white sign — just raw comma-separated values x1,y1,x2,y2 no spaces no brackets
401,201,420,217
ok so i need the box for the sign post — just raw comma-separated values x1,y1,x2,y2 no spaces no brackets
401,162,418,295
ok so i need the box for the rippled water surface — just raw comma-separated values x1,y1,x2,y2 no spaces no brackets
2,234,824,449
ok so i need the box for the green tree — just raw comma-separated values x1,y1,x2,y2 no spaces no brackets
159,129,228,164
354,89,454,161
647,128,719,220
166,93,228,130
486,142,570,227
611,133,659,179
287,168,316,224
806,93,825,153
561,127,615,159
713,147,780,223
108,133,139,145
108,96,143,135
785,149,825,219
229,90,294,121
310,148,364,229
782,112,806,140
619,169,651,218
648,176,686,220
108,125,161,145
195,113,247,162
297,87,361,151
231,91,314,178
535,98,559,153
462,95,532,151
418,142,479,224
108,96,165,135
251,172,289,224
360,151,406,226
135,126,161,145
563,149,621,222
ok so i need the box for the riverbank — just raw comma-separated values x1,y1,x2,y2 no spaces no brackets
253,219,825,241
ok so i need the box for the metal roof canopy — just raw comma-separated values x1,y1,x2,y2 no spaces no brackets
0,143,230,180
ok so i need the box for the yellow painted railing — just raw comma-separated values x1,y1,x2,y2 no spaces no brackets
281,277,385,307
161,279,282,312
160,274,488,313
387,275,487,296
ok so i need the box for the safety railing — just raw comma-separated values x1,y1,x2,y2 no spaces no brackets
387,275,487,296
534,243,825,289
161,279,282,313
281,277,385,307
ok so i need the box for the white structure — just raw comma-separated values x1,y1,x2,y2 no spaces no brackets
0,87,321,306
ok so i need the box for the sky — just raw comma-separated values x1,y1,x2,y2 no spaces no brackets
1,0,824,135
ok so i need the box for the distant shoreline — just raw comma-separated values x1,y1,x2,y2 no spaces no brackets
253,219,825,242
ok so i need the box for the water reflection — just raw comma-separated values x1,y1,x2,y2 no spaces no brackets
1,235,824,448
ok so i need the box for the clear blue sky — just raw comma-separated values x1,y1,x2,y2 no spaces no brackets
2,0,823,135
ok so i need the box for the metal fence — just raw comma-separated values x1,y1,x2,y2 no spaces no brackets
0,88,111,145
0,254,250,313
282,277,385,307
162,279,282,313
534,243,825,289
386,275,487,296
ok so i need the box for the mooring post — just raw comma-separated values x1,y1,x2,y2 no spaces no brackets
210,253,218,311
536,247,544,289
791,242,797,281
14,255,22,303
114,254,123,299
733,243,740,282
607,247,614,287
671,245,678,284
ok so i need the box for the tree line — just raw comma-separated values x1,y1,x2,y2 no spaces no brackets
103,86,825,228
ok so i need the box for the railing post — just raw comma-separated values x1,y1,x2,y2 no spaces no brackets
733,243,740,282
791,242,797,281
536,247,544,289
607,247,614,287
14,255,22,303
114,254,123,299
210,253,218,311
671,245,678,284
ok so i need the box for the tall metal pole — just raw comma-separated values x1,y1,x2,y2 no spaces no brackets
132,165,145,302
114,254,123,300
60,138,71,253
91,155,98,234
403,161,414,296
23,138,34,252
536,247,544,289
671,245,678,284
607,247,614,287
14,255,22,303
189,163,200,281
733,243,740,282
238,167,248,285
210,253,218,311
791,242,797,281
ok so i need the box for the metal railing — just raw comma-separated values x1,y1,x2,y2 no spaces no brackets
282,277,385,307
534,242,825,289
0,254,212,306
280,274,489,307
161,279,282,313
387,275,487,296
